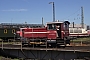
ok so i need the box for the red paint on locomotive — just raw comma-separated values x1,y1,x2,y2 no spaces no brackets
17,21,70,46
24,28,48,38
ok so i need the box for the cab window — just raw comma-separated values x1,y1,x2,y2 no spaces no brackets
47,24,56,30
64,22,69,30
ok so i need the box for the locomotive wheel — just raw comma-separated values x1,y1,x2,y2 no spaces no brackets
56,44,59,48
64,38,67,47
22,43,25,47
32,44,36,47
37,44,40,47
51,43,56,48
46,43,49,48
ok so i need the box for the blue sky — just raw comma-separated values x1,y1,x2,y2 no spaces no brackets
0,0,90,25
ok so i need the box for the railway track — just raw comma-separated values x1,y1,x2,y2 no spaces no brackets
0,44,90,52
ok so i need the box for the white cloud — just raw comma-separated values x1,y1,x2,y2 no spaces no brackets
2,9,28,11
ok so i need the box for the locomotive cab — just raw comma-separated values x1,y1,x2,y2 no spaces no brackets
47,21,70,39
47,21,70,46
47,22,62,38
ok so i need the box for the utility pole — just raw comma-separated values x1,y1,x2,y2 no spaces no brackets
81,6,84,28
49,2,55,22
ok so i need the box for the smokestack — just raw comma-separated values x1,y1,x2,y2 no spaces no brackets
42,17,44,27
73,22,74,28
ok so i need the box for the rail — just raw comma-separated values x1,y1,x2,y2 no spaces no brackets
0,37,90,50
0,39,48,51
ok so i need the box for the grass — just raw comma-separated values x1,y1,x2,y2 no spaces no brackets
0,39,21,44
0,56,19,60
70,37,90,43
0,41,18,44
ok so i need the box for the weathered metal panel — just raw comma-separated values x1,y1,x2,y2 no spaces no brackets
0,49,90,60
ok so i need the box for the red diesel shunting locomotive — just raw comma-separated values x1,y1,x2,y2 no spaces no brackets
17,21,70,47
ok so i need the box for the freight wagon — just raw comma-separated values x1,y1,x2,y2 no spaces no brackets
0,23,43,41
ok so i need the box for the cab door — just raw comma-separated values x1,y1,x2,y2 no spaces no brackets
64,21,70,37
56,24,61,38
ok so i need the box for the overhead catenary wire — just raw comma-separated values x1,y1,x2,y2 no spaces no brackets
62,8,81,20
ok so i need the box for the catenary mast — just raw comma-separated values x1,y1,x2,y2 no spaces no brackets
81,6,84,28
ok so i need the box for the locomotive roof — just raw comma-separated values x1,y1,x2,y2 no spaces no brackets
1,23,42,26
0,23,44,28
47,21,69,24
